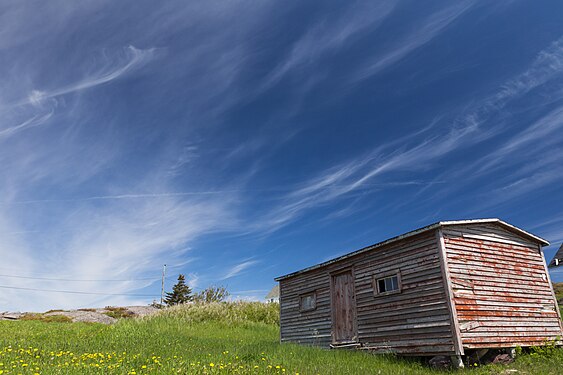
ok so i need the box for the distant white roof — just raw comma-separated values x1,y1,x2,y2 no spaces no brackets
265,285,279,299
275,218,549,281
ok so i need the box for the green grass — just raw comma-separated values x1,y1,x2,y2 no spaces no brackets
552,282,563,306
0,302,561,374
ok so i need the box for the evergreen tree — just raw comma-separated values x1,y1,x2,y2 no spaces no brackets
164,274,193,306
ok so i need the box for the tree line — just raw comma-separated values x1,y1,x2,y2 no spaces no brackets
159,274,230,307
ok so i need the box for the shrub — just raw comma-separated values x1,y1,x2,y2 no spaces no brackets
530,338,560,357
193,286,229,303
103,307,135,319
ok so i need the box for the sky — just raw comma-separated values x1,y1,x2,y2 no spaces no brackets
1,0,563,312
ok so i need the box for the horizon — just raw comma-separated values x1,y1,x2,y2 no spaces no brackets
1,0,563,311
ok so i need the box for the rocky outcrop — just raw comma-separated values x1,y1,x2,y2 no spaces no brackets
1,305,158,324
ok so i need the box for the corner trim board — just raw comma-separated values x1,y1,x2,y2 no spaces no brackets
436,228,464,355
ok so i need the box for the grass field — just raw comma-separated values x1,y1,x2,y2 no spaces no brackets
0,302,562,374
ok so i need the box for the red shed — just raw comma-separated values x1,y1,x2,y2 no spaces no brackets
275,219,562,365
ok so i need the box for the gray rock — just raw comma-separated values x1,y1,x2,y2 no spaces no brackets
44,310,117,324
0,312,24,320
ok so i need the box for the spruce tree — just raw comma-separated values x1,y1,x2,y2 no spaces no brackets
164,274,193,306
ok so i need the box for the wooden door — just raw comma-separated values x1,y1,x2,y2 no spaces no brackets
331,271,357,343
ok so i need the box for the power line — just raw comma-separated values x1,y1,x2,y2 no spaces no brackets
0,273,159,282
0,284,158,297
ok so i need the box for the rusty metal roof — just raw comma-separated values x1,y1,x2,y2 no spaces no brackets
274,218,549,281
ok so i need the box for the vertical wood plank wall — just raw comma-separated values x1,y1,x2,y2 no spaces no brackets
279,231,456,355
442,224,563,348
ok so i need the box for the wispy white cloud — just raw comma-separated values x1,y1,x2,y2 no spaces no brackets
22,46,155,107
0,33,238,311
255,125,480,231
352,1,475,82
488,169,563,204
0,189,238,311
185,273,200,291
474,105,563,173
0,111,53,139
221,260,259,280
254,34,563,232
495,38,563,103
397,36,563,209
2,191,244,205
0,45,154,151
261,2,398,92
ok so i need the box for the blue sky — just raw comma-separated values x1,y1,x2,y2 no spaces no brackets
1,0,563,311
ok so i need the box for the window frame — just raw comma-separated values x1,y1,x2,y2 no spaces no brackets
299,291,317,312
373,271,402,297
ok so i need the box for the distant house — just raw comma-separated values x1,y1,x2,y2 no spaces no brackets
265,285,279,303
548,243,563,267
275,219,562,366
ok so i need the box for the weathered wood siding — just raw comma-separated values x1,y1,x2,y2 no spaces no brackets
443,224,563,349
279,231,456,355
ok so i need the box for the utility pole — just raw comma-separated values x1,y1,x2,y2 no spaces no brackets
160,264,167,306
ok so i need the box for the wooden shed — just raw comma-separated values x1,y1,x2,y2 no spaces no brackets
275,219,563,362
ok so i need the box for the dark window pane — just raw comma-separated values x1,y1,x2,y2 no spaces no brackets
378,279,386,293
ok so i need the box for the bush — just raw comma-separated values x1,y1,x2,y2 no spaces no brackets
153,301,279,326
193,286,229,303
104,306,135,319
530,338,560,357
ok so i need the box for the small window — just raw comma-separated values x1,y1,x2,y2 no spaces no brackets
300,292,316,312
374,272,401,296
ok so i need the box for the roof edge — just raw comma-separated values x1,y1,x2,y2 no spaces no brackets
274,218,549,282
